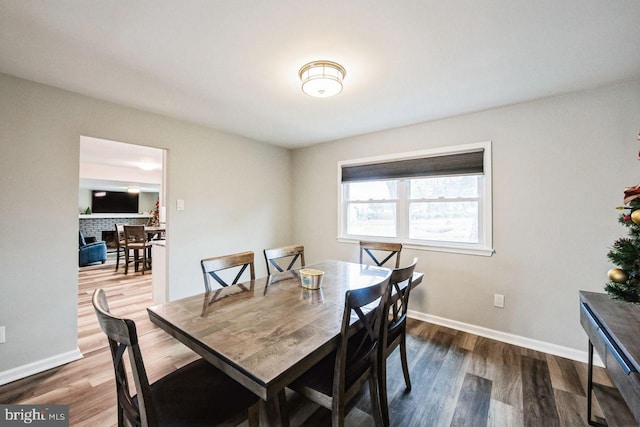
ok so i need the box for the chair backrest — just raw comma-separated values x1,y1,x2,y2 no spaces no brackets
333,272,391,399
200,251,256,292
123,225,146,244
359,241,402,268
115,223,126,244
263,245,305,275
387,258,418,344
92,289,158,427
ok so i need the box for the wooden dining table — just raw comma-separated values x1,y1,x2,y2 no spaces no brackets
147,259,423,426
144,225,165,241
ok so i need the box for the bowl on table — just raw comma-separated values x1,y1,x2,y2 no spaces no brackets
299,268,324,289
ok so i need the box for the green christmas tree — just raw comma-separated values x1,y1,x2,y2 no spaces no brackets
605,188,640,303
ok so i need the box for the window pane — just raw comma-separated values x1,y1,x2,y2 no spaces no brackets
410,175,479,199
345,180,397,201
409,202,478,243
347,203,396,237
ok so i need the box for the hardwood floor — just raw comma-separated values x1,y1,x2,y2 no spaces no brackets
0,264,611,426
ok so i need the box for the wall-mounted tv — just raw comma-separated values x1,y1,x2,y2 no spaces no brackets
92,190,139,213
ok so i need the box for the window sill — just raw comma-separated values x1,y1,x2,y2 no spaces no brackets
337,236,494,257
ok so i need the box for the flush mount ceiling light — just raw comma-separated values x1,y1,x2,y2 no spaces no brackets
299,61,346,98
138,161,160,171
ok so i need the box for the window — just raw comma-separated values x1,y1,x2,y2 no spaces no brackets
339,142,493,256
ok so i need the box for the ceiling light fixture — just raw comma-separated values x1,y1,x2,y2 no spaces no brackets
138,162,159,171
299,61,346,98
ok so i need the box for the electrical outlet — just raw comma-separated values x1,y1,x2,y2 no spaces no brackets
0,326,5,343
494,294,505,308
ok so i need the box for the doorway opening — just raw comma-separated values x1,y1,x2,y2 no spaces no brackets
78,136,167,301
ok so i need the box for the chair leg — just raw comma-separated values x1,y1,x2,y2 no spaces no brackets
331,404,345,427
369,371,384,427
141,248,146,275
331,389,346,427
400,332,411,391
379,355,390,427
115,247,120,271
124,249,129,275
247,402,260,427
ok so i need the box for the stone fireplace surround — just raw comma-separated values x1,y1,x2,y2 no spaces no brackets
79,215,150,251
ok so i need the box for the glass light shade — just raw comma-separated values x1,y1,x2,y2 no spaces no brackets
299,61,346,97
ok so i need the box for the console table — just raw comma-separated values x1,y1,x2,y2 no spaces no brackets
580,291,640,426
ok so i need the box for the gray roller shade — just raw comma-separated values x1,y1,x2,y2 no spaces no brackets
341,150,484,182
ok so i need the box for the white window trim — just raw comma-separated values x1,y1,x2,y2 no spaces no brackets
337,141,494,257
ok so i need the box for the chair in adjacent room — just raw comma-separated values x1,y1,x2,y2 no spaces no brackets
200,251,255,292
263,244,305,275
78,231,107,267
378,258,418,427
114,223,127,272
359,241,402,268
92,289,259,427
123,225,152,275
289,272,392,427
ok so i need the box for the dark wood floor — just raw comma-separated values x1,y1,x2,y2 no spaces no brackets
0,264,611,426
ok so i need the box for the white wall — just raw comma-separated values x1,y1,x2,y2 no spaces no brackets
291,79,640,354
139,192,159,214
2,69,638,381
0,73,292,378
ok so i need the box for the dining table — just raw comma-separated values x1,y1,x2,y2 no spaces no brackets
144,225,165,241
147,259,423,426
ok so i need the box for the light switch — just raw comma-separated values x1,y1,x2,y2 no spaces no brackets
176,199,185,211
0,326,5,344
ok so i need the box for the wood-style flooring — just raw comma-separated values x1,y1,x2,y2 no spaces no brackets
0,264,613,426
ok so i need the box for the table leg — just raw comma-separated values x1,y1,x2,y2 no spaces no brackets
587,340,607,427
258,389,289,427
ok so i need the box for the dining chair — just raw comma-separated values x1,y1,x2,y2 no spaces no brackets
200,251,255,292
92,289,259,427
263,244,305,275
289,272,392,427
379,258,418,427
114,223,127,272
359,241,402,268
123,225,152,275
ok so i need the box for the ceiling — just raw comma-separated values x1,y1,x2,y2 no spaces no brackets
80,135,163,171
1,1,639,148
79,136,162,192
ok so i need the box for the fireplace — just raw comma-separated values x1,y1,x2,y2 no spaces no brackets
79,216,149,250
101,230,118,250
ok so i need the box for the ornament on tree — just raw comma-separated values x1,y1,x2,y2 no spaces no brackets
623,184,640,204
605,131,640,302
607,268,629,284
605,190,640,302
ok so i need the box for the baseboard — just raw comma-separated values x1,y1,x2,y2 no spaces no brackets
0,348,83,386
408,310,604,367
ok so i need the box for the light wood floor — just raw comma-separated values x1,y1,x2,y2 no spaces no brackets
0,264,612,426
